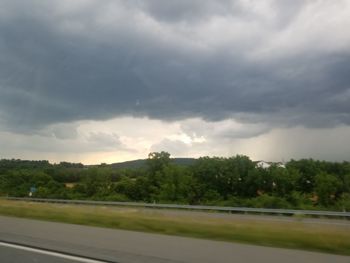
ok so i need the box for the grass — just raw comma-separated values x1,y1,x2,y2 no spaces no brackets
0,199,349,255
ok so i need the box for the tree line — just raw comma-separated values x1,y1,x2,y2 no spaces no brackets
1,152,350,211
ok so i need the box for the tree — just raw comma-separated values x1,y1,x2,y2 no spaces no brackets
157,166,193,203
227,155,255,197
270,166,299,197
315,172,341,206
287,159,320,193
147,152,171,174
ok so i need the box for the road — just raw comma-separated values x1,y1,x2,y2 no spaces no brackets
0,215,349,263
0,245,72,263
0,243,107,263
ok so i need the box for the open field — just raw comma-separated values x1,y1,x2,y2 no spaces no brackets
0,199,350,255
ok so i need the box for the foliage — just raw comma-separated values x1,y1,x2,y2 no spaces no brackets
1,155,350,210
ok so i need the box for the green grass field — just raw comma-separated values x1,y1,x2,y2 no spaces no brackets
0,199,349,255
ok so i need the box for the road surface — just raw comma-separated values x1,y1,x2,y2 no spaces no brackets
0,243,107,263
0,215,349,263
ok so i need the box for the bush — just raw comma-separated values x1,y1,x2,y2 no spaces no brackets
219,196,248,207
335,193,350,211
286,191,314,209
202,190,223,205
248,194,291,209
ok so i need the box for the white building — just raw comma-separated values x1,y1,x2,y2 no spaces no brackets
256,161,286,169
256,161,271,169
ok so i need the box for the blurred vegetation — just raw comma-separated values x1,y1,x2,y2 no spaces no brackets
1,152,350,211
0,199,349,255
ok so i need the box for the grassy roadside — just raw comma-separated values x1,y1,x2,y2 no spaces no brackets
0,199,349,255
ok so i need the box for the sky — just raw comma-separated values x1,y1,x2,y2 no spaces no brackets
0,0,350,164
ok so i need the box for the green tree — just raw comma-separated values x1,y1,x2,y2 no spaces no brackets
157,166,192,203
147,152,171,174
315,172,341,206
287,159,320,193
270,166,299,197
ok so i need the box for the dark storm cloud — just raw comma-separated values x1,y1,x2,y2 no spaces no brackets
134,0,235,23
0,0,349,133
138,0,305,26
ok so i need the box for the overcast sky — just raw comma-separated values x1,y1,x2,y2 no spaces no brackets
1,0,350,164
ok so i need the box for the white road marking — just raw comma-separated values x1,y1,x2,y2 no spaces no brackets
0,241,110,263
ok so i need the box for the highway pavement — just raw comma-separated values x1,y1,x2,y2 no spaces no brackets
0,215,349,263
0,244,97,263
1,246,70,263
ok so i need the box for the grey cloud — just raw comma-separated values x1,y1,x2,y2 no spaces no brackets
138,0,305,26
135,0,235,23
0,130,130,154
150,139,189,156
47,123,78,139
180,119,270,140
87,132,123,149
0,0,349,135
257,126,350,162
86,132,136,152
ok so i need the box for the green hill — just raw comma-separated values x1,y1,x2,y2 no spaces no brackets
110,158,197,169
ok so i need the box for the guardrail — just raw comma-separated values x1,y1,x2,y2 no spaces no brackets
5,197,350,218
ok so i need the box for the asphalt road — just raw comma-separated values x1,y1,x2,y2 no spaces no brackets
1,246,67,263
0,245,85,263
0,215,349,263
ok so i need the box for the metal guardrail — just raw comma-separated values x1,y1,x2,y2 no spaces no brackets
5,197,350,218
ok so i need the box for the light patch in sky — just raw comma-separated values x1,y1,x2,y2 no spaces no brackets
1,117,350,164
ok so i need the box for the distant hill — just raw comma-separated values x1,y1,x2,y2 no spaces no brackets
110,158,197,170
